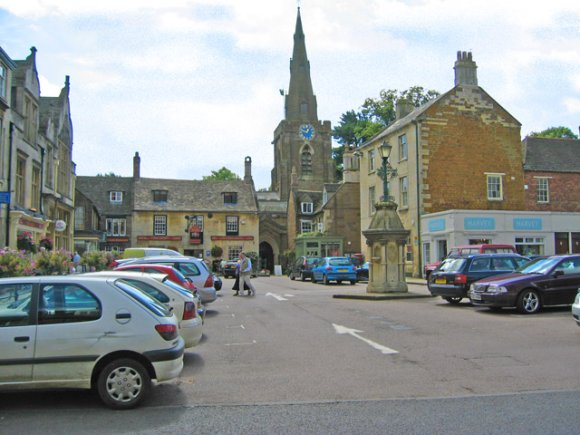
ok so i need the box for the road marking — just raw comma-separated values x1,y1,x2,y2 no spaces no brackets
225,324,245,329
332,323,399,355
266,292,288,301
224,340,257,346
284,294,295,298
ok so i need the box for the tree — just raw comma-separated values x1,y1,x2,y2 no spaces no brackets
332,86,440,177
96,172,121,177
529,126,578,139
202,167,241,181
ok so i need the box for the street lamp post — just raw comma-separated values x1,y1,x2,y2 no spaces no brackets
378,141,397,202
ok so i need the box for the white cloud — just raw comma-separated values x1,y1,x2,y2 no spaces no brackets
2,0,580,188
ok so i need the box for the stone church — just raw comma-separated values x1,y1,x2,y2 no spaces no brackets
257,8,337,271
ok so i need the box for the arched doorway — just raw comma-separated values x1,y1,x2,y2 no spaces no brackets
259,242,274,273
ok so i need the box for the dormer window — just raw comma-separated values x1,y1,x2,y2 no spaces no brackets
152,189,168,203
109,191,123,203
223,192,237,205
301,202,313,214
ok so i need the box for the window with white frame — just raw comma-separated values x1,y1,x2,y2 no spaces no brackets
486,174,503,200
75,206,85,230
228,245,243,261
106,218,126,236
0,64,6,100
109,191,123,203
515,237,544,257
301,220,313,233
369,186,376,216
226,215,239,236
398,134,408,161
400,176,408,207
153,215,167,236
368,149,376,172
536,177,549,203
301,202,313,214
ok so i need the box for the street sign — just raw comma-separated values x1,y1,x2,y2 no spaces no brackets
0,191,10,204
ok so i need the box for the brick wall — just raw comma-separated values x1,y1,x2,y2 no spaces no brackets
525,171,580,212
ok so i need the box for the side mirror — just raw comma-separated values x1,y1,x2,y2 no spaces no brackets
553,270,564,278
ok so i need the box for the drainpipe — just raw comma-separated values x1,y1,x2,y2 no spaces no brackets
39,147,45,214
412,119,422,277
5,122,14,247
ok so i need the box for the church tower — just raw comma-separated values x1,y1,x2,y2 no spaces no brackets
271,7,335,201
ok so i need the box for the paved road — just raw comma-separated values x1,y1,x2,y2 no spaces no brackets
1,276,579,434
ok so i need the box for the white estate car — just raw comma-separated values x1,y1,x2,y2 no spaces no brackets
84,271,203,347
0,275,184,409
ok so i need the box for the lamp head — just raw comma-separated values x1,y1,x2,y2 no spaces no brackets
379,141,392,159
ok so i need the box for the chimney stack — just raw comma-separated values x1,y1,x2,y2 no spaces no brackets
244,156,253,184
396,98,414,120
133,152,140,179
454,51,478,86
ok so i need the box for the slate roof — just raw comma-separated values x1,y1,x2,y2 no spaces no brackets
133,178,258,213
523,137,580,173
76,176,134,215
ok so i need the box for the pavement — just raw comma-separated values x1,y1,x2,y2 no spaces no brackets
333,277,433,300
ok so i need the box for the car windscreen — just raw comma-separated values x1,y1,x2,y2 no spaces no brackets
517,257,561,274
175,262,201,277
117,278,170,304
114,280,172,317
438,258,466,272
160,278,193,298
329,258,351,266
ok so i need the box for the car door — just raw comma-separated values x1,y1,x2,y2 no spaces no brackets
542,257,580,305
33,283,104,384
0,283,36,382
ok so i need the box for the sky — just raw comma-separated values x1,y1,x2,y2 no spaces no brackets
1,0,579,190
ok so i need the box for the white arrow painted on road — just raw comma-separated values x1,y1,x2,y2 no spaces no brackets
332,323,399,355
266,292,288,301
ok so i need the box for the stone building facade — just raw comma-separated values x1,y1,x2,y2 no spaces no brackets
358,51,526,277
0,46,75,251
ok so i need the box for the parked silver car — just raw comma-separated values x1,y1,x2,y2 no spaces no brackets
0,275,184,409
122,256,217,304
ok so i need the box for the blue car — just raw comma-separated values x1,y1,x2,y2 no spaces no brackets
312,256,357,285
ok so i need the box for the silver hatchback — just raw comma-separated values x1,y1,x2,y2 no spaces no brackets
0,275,184,409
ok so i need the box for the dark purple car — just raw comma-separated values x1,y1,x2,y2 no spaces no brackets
469,254,580,314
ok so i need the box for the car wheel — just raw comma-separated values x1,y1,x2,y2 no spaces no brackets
350,280,356,285
97,358,150,409
443,296,462,304
289,273,295,281
323,275,329,285
517,289,541,314
300,272,306,281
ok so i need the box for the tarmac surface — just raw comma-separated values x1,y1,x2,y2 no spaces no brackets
332,277,432,300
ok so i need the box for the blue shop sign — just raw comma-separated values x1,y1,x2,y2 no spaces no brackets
464,217,496,230
0,191,10,204
428,218,446,232
513,218,542,231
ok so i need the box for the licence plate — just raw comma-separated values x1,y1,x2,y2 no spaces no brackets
435,278,446,284
337,269,347,272
470,292,482,301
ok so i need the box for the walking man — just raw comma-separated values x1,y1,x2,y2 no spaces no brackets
238,252,256,296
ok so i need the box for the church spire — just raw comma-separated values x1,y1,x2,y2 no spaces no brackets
285,7,318,122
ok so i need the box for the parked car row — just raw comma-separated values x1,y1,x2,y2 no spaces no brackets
0,253,221,409
289,256,366,284
428,253,580,315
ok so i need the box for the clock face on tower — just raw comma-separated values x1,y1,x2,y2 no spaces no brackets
299,124,315,141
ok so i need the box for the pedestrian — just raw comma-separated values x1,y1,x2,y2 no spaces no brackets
238,252,256,296
72,251,81,272
232,259,249,296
